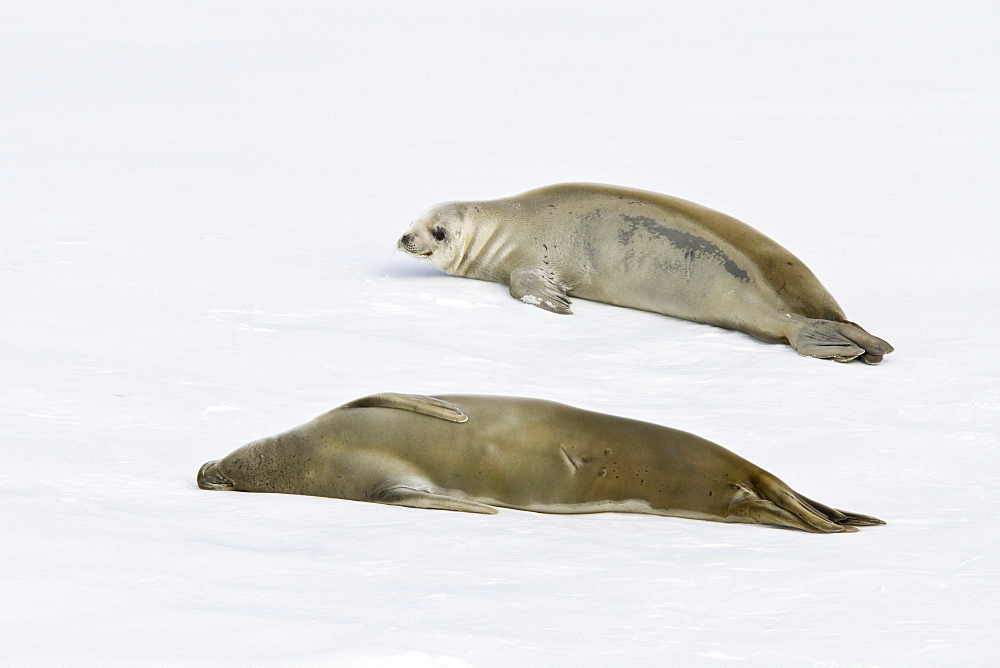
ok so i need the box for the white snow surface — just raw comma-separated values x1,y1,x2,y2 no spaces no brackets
2,2,998,666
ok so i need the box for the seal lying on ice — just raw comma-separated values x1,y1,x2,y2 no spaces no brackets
198,393,885,533
398,183,893,364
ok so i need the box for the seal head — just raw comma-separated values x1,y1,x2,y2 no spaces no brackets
197,460,234,490
397,202,471,275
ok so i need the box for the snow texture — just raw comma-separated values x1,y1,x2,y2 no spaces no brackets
2,1,998,666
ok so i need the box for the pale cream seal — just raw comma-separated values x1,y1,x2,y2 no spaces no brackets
398,183,893,363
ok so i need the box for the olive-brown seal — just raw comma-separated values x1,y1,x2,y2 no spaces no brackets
197,393,885,533
397,183,893,364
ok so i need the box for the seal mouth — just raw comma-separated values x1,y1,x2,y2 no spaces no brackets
398,245,432,258
197,460,235,490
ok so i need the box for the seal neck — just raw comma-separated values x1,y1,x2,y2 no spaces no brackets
451,200,523,281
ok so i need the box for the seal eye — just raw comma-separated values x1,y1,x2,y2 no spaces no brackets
432,226,447,242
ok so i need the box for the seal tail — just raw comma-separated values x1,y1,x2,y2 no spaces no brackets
338,393,468,423
734,474,886,533
787,317,893,365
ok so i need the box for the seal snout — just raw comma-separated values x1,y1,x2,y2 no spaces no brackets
397,233,432,257
197,460,235,490
397,233,416,252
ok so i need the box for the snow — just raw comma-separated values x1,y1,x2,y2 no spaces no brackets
2,1,998,665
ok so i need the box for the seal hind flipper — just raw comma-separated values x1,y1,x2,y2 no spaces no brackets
795,494,887,527
736,495,855,533
832,512,887,527
509,266,573,314
373,486,499,515
788,317,893,364
728,482,849,533
338,393,468,423
734,476,886,533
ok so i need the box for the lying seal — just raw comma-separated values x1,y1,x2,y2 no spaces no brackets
397,183,893,364
198,393,885,533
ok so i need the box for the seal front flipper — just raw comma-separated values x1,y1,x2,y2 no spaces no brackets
373,486,499,515
787,317,894,364
509,266,573,314
338,393,468,423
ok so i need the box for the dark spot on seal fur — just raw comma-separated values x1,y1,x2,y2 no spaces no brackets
619,214,750,283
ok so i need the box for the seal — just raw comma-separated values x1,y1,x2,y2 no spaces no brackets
197,393,885,533
397,183,893,364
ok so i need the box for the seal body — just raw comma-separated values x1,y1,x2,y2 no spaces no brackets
198,393,885,533
397,183,893,363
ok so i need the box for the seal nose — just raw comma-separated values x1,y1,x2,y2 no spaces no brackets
398,233,415,250
197,460,234,490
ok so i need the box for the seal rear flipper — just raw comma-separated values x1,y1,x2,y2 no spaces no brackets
734,496,856,533
373,486,499,515
338,393,468,423
729,483,850,533
787,317,894,364
795,494,886,527
509,266,573,314
742,477,885,532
